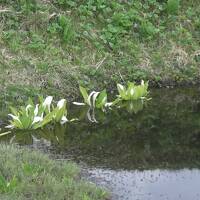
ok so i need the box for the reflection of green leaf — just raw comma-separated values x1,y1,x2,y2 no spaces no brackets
0,131,11,137
119,100,145,114
127,100,144,114
13,131,33,145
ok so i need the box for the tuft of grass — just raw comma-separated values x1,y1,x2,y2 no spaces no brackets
167,0,180,15
0,144,108,200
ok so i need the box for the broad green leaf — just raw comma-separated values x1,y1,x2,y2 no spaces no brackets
79,86,89,105
117,81,149,101
9,106,18,116
28,97,34,106
55,107,67,123
33,109,57,129
127,82,135,99
117,84,127,100
96,89,107,109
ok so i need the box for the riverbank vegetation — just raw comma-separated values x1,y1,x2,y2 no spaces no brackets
0,0,200,103
0,144,108,200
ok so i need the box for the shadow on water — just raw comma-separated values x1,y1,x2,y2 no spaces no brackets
1,87,200,199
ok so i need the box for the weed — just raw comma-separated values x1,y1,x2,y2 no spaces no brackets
167,0,180,15
0,144,108,200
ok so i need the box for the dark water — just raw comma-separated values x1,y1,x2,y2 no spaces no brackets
1,87,200,200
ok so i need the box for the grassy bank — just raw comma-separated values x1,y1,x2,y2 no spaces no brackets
0,144,108,200
0,0,200,102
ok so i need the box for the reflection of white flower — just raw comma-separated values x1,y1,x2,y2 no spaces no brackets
72,102,85,106
57,99,66,109
43,96,53,112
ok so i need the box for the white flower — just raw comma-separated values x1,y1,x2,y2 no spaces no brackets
32,116,43,125
87,91,97,106
34,104,39,116
8,114,20,122
43,96,53,112
118,84,124,91
60,116,68,124
5,125,14,129
130,88,134,96
26,104,32,113
92,92,100,107
141,80,144,85
57,99,66,109
105,102,113,107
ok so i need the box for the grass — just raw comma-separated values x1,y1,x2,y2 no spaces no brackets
0,144,108,200
0,0,200,103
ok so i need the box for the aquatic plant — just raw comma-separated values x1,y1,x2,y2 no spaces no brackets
4,97,71,131
5,96,55,130
53,99,69,124
117,80,149,101
73,86,112,111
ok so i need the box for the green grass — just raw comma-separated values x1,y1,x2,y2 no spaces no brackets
0,0,200,102
0,144,108,200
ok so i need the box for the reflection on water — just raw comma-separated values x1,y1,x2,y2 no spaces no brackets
118,100,147,114
2,87,200,169
1,87,200,199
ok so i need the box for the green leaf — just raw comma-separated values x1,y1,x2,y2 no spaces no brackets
79,86,89,105
33,109,57,129
117,81,149,101
0,175,7,192
117,83,127,100
96,89,107,109
54,100,67,122
9,106,18,116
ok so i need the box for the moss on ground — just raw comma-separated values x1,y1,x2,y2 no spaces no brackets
0,144,108,200
0,0,200,103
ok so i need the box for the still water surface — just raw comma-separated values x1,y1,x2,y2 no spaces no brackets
1,87,200,199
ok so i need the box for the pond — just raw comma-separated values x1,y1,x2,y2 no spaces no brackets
1,87,200,200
